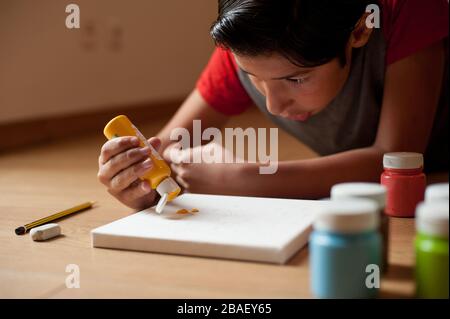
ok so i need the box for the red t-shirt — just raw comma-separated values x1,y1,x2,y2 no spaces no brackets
196,0,449,116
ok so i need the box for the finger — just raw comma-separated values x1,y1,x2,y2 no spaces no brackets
171,163,191,188
177,147,195,164
163,142,182,163
99,136,140,165
109,158,153,193
162,143,174,162
115,180,153,203
147,137,161,152
175,174,189,189
170,163,182,175
171,162,194,180
99,146,151,182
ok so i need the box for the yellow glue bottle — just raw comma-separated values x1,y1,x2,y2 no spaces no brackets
103,115,181,214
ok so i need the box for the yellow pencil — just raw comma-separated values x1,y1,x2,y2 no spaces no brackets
15,201,96,235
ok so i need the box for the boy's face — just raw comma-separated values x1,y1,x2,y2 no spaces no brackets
235,52,351,121
233,16,372,122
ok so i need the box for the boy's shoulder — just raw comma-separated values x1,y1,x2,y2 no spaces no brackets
379,0,449,65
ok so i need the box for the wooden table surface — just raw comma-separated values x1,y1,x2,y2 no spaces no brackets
0,112,422,299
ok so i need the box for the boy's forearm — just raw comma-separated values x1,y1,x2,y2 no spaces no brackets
239,146,385,199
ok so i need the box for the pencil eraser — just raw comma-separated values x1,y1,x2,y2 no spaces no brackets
30,223,61,241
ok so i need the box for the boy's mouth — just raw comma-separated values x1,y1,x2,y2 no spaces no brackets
280,112,312,122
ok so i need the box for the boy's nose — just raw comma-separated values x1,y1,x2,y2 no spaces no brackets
254,81,294,116
266,92,293,116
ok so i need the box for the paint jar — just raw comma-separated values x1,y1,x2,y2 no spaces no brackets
331,183,389,273
415,201,449,298
381,152,426,217
310,199,381,299
425,183,449,202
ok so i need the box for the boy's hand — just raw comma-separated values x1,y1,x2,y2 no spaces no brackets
97,136,161,210
162,142,242,194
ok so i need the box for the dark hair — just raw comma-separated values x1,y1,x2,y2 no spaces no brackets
211,0,375,67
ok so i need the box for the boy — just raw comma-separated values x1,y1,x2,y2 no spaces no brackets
97,0,448,210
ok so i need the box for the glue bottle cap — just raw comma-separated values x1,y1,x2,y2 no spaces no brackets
156,177,181,200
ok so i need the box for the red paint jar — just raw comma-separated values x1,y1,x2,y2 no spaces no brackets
381,153,426,218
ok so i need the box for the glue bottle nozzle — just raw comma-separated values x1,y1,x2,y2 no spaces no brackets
156,193,169,214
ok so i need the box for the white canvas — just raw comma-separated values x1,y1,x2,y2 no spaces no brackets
91,194,329,264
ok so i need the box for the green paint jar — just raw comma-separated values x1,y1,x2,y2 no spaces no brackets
415,201,449,299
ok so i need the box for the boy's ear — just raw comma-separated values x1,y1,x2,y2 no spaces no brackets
349,13,374,48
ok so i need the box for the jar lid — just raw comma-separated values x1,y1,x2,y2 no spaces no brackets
425,183,449,202
383,152,423,169
331,183,387,210
314,199,379,234
416,201,449,238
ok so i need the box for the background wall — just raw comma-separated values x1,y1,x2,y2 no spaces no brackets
0,0,217,124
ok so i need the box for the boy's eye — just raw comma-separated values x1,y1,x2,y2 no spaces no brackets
286,77,307,85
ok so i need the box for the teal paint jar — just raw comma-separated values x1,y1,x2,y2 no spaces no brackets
331,183,389,273
310,199,381,299
415,201,449,299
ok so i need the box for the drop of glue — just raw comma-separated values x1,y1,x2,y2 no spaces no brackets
155,193,169,214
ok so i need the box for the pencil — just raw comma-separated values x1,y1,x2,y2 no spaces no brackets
15,201,96,235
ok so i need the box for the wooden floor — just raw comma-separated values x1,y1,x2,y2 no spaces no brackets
0,108,433,298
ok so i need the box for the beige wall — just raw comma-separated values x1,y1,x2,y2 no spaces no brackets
0,0,217,124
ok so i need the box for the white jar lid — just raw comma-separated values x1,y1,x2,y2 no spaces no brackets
383,152,423,169
314,198,379,234
425,183,449,202
416,201,449,238
331,183,387,210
